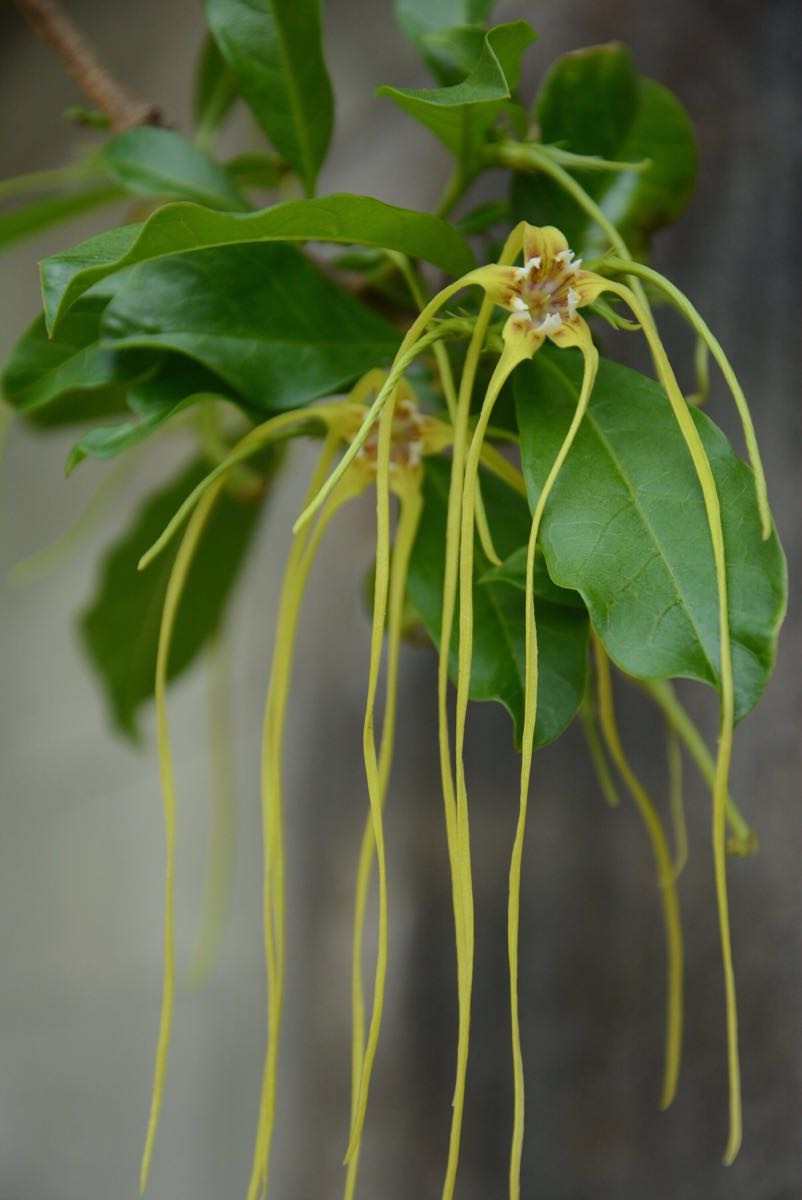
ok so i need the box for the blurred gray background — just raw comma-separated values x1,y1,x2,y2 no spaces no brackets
1,2,800,1198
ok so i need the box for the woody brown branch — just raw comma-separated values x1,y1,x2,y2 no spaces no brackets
13,0,161,131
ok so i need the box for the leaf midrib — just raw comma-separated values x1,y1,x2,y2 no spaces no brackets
266,0,315,190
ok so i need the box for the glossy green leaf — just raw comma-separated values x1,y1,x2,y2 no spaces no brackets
194,33,239,140
203,0,333,196
2,296,137,417
99,127,248,211
480,545,585,609
394,0,494,82
81,458,265,739
515,350,786,721
97,242,400,410
0,183,122,253
41,195,476,330
511,44,697,258
378,21,536,167
66,358,234,471
407,457,589,747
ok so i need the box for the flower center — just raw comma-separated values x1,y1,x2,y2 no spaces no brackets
512,249,581,334
351,396,424,473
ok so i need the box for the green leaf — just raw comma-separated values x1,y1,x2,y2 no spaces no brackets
2,296,137,417
41,195,476,330
1,290,234,438
99,127,248,211
515,349,786,721
0,183,122,253
511,44,697,258
81,458,264,739
226,152,284,189
480,545,585,609
194,33,239,140
97,242,401,410
377,21,536,168
454,198,509,236
394,0,495,82
203,0,333,196
62,105,111,130
407,457,589,747
66,357,234,471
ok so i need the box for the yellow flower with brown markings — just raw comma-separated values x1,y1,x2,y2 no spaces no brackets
485,224,607,354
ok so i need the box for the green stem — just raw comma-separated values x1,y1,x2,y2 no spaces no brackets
666,722,688,880
188,631,237,988
0,159,100,200
293,321,468,535
387,250,460,424
508,342,598,1199
139,407,327,570
605,280,742,1164
488,141,652,316
434,165,469,220
640,679,757,855
535,144,651,173
344,399,396,1165
10,450,139,586
603,255,771,538
139,477,226,1194
593,638,684,1114
439,223,525,1200
247,436,356,1200
580,671,622,812
344,480,422,1195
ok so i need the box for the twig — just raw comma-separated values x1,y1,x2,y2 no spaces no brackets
13,0,161,131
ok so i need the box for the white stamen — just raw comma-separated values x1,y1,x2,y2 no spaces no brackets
566,286,579,318
536,311,563,335
524,255,541,272
511,295,529,312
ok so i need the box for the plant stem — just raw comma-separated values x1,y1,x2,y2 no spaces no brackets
603,255,771,539
640,679,757,855
487,140,652,315
0,161,100,200
13,0,160,131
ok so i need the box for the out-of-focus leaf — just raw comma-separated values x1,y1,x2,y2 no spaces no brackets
194,33,239,140
511,44,697,258
454,198,509,236
394,0,495,82
41,195,477,329
226,152,284,189
0,183,122,253
203,0,333,195
81,458,265,739
99,127,248,210
66,358,235,471
2,296,137,417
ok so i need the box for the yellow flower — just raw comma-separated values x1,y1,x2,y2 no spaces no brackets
338,377,452,491
485,224,607,354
